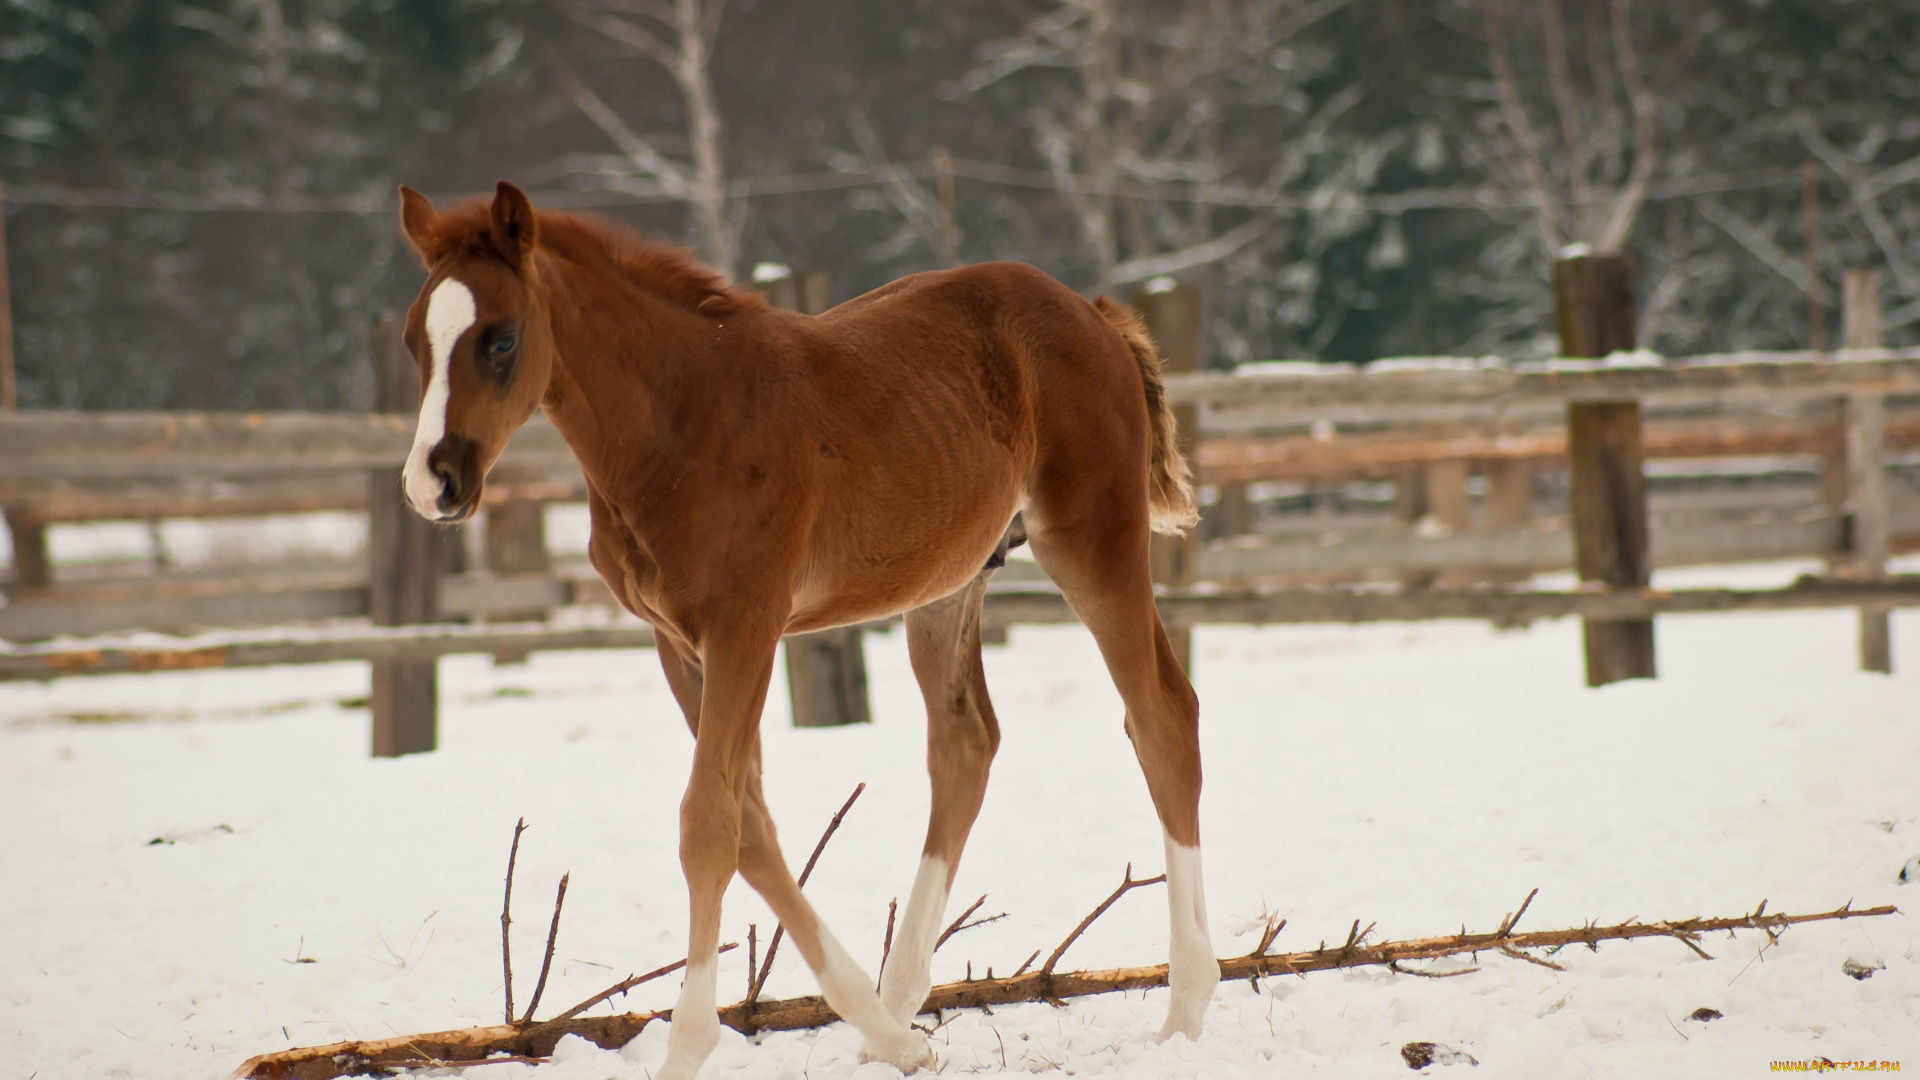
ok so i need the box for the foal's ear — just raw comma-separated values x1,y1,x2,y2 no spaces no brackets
398,185,439,261
490,181,539,270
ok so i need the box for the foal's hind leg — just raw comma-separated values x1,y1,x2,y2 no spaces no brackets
1025,509,1220,1041
877,569,1001,1026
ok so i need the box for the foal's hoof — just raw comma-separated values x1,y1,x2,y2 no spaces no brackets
1154,1011,1205,1044
857,1027,934,1073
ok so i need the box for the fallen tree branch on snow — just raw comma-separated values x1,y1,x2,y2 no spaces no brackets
235,884,1894,1079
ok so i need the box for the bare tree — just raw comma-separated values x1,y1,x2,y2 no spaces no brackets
556,0,739,278
960,0,1306,294
1477,0,1658,257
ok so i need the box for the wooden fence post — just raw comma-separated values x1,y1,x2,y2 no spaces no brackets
1554,254,1656,686
1482,460,1534,533
1843,269,1891,673
481,464,552,662
763,271,872,727
4,505,48,598
368,311,443,755
1212,481,1253,539
1135,280,1201,675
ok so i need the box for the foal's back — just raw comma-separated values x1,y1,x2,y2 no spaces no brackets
765,261,1148,628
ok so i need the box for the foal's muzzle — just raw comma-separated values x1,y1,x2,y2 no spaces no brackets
425,434,482,521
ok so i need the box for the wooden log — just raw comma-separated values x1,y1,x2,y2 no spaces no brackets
1137,280,1202,673
1555,254,1655,686
719,900,1894,1036
1844,269,1892,673
367,312,442,757
232,899,1894,1080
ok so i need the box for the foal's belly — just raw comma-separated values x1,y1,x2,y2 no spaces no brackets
784,487,1021,633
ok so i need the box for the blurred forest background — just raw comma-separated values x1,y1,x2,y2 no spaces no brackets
1,0,1917,410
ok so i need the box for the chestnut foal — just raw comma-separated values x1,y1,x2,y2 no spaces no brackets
396,182,1218,1077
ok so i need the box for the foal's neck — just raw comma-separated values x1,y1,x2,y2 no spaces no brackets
535,247,720,486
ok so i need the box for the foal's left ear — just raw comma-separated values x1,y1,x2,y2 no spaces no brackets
398,185,439,263
490,181,538,270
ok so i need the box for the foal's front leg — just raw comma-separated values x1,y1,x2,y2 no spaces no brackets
657,625,929,1080
655,626,766,1080
734,748,931,1070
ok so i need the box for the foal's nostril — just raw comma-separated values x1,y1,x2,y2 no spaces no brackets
425,434,479,516
432,461,460,507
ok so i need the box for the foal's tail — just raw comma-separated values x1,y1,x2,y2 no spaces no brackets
1092,296,1200,535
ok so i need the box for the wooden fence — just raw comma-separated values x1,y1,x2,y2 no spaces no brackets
4,257,1918,754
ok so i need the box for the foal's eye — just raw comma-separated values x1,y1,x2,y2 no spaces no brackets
490,335,516,354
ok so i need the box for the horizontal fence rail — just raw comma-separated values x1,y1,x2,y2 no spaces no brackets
5,353,1920,479
9,577,1920,681
1173,350,1920,428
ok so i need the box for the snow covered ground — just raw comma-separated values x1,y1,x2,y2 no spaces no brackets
3,561,1917,1079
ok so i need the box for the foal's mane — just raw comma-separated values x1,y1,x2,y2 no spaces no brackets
419,199,760,316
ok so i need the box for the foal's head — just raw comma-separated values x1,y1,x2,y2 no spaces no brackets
395,182,553,522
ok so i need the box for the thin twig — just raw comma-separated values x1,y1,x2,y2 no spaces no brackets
519,873,570,1024
539,942,739,1027
1338,919,1376,959
1497,888,1540,938
934,894,1007,952
1389,960,1480,979
501,818,527,1026
1041,864,1167,977
1659,922,1715,961
1727,936,1776,986
749,783,866,1004
1498,944,1566,971
936,896,987,949
1249,915,1287,958
876,900,897,991
746,925,759,1002
1011,949,1041,977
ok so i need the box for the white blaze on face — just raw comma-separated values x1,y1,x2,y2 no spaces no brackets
402,276,476,519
